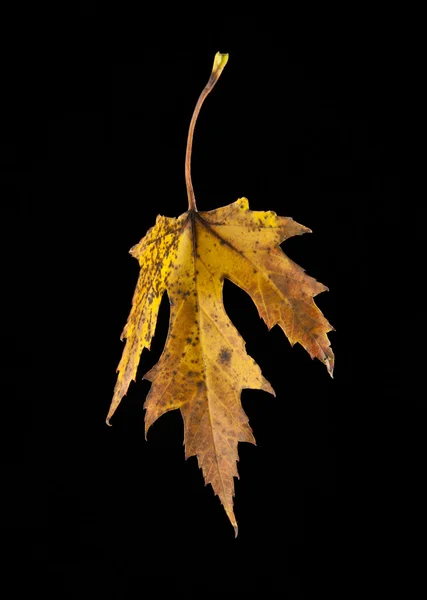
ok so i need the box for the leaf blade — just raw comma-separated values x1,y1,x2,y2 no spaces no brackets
108,199,334,531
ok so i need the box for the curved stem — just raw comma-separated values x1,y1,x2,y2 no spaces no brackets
185,52,229,211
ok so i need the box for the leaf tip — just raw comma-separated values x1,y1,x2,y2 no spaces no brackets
226,511,239,537
262,378,276,397
144,419,152,441
106,405,116,426
325,357,334,378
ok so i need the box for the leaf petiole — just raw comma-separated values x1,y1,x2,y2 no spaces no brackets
185,52,229,212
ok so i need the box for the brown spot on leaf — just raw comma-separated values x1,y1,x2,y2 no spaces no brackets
218,348,232,365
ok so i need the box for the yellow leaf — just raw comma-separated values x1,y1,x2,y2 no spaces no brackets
107,53,334,535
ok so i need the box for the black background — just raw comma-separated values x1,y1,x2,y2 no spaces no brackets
2,5,402,597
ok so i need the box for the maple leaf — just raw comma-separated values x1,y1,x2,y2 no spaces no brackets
107,53,334,535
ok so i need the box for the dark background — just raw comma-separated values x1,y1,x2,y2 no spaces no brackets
2,5,402,597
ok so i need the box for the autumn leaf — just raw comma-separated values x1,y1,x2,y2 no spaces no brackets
107,53,334,535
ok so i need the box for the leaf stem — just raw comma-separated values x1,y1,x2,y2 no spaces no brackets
185,52,229,211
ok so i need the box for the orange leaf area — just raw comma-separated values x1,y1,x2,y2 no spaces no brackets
107,198,334,534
